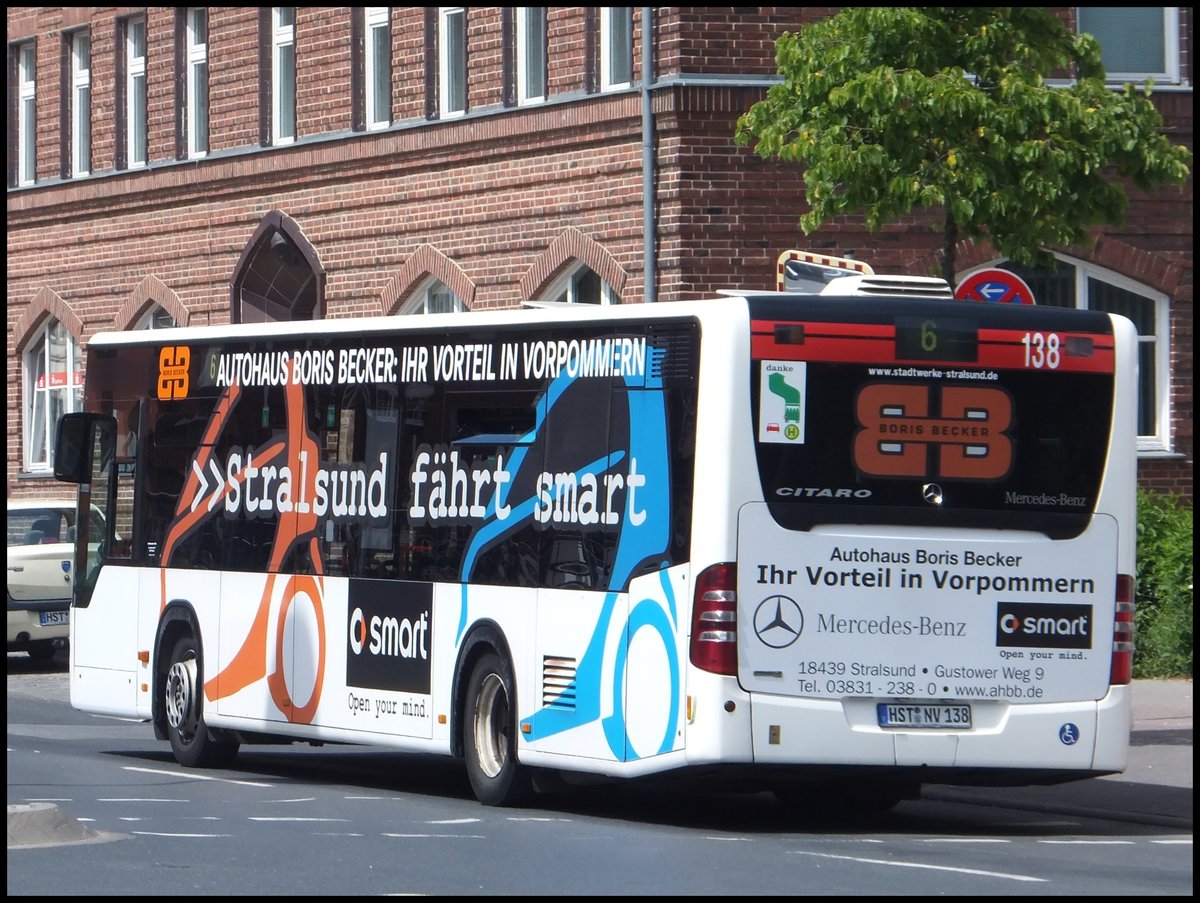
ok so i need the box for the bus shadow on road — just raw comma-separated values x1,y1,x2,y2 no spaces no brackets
97,743,1192,837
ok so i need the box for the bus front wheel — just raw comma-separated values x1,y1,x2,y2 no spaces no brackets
463,652,530,807
163,635,239,769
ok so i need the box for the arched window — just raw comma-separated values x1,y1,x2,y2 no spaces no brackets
23,318,83,471
400,278,466,315
231,210,324,323
134,305,178,330
986,255,1170,453
543,263,617,305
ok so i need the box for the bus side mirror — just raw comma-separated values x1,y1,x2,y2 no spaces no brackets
54,413,115,484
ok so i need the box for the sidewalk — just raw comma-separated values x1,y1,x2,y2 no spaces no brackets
1131,677,1193,735
926,678,1193,828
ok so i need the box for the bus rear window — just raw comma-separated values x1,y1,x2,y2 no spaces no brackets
749,297,1115,539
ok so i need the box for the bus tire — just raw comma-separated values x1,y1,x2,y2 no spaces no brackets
463,652,530,807
163,634,239,769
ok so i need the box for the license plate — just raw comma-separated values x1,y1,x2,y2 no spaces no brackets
38,610,69,627
877,703,972,729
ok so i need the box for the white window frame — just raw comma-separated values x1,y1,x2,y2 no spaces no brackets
543,264,617,306
186,8,209,158
23,318,83,473
70,30,91,177
272,7,296,144
364,7,391,130
125,17,147,168
438,7,466,119
516,7,546,105
1076,7,1180,85
401,278,466,315
972,253,1172,454
17,42,37,186
600,7,632,91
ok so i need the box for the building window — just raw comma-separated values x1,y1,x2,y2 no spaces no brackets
123,16,148,168
438,7,467,118
544,265,616,305
600,7,632,91
364,7,391,129
135,306,179,330
15,41,38,186
272,7,296,144
403,278,465,315
186,8,209,157
996,255,1171,453
516,7,546,105
24,318,83,472
1077,7,1180,84
68,30,91,177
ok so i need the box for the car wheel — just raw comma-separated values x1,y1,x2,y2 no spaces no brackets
26,641,58,661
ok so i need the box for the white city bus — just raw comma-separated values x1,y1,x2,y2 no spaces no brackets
55,268,1137,808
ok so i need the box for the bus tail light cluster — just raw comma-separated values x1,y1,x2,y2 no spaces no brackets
1110,574,1136,685
690,563,737,676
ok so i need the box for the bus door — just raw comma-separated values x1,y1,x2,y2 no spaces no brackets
55,410,142,715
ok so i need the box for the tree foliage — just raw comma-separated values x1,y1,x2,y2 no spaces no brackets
735,7,1192,285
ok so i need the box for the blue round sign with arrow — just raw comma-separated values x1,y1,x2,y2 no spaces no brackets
955,268,1036,305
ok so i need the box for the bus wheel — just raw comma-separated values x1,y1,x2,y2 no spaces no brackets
464,652,530,807
163,635,239,769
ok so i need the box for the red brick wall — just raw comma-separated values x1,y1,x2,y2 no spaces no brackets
7,6,1191,500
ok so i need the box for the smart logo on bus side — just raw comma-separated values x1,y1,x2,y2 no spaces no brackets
346,580,433,696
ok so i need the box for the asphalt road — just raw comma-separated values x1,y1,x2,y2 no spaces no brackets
7,652,1192,895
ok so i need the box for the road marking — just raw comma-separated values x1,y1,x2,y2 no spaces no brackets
123,765,272,787
920,838,1011,843
789,850,1045,883
383,833,487,839
1038,840,1135,845
131,831,232,838
249,816,349,822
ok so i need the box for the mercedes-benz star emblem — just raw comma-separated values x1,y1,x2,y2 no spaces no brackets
922,482,944,505
753,595,804,649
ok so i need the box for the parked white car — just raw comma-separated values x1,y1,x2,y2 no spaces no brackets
7,498,93,659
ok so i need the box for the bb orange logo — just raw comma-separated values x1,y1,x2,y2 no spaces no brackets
157,346,190,400
853,383,1013,480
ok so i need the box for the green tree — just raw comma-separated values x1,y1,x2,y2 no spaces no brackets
735,7,1192,286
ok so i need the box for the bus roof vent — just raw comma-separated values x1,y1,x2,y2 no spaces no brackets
820,275,954,300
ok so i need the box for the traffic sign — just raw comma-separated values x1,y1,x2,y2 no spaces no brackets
955,268,1036,305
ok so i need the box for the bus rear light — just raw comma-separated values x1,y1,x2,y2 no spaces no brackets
1110,574,1135,685
691,563,738,676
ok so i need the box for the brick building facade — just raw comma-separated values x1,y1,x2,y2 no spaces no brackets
7,7,1193,502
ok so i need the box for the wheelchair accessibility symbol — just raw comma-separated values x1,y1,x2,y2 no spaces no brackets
1058,722,1080,746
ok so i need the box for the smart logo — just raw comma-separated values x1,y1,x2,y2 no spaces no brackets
346,580,433,693
996,602,1093,649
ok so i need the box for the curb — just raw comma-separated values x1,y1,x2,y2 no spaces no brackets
7,802,124,849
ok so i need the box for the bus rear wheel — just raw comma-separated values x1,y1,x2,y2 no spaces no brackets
163,635,239,769
463,652,530,807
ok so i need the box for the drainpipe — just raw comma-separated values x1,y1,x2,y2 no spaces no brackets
641,7,656,303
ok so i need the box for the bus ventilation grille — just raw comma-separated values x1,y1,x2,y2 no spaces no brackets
648,325,698,385
542,656,578,710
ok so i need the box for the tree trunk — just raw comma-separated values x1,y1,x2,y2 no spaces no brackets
941,208,958,290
